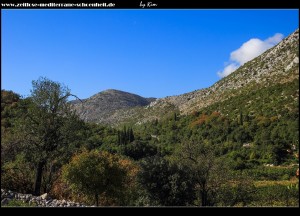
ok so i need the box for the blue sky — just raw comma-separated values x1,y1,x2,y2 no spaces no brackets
2,9,299,99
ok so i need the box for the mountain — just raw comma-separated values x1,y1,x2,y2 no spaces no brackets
71,89,156,124
159,28,299,115
72,28,299,126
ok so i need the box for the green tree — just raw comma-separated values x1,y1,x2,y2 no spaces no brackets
138,156,195,206
216,172,256,206
118,127,135,145
18,77,82,195
62,150,135,206
174,112,178,121
129,128,135,143
124,140,157,160
239,112,243,125
178,140,229,206
1,90,21,129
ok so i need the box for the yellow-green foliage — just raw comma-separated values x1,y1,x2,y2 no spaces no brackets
251,182,299,207
1,199,37,207
62,150,138,206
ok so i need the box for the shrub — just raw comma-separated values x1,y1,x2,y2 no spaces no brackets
1,155,35,194
1,199,37,207
62,149,138,206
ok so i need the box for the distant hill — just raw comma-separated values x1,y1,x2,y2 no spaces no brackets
70,89,156,124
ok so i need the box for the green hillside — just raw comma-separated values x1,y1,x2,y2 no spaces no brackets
1,29,299,207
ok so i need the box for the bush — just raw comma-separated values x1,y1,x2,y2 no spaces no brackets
49,171,75,201
123,141,158,160
244,166,297,180
1,199,37,207
62,149,138,206
252,184,299,206
138,156,195,206
1,155,35,194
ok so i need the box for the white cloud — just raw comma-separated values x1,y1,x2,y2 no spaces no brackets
266,33,284,44
217,33,284,78
217,63,239,78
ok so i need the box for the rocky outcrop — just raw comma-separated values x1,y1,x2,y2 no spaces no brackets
1,189,88,207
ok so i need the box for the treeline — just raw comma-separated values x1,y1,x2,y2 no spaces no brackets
117,126,134,145
1,77,299,206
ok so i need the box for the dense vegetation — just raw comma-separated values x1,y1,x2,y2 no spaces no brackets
1,76,299,207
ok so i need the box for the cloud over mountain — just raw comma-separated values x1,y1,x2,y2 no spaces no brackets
218,33,284,78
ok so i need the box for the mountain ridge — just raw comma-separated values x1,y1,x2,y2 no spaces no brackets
154,28,299,114
71,28,299,126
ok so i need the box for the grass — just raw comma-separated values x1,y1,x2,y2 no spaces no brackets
1,199,37,207
254,178,299,187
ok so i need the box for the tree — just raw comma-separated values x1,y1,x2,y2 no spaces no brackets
124,140,157,160
239,112,243,125
138,156,195,206
129,128,135,143
118,127,135,145
18,77,82,195
216,172,256,206
174,112,178,121
178,140,229,206
62,150,136,206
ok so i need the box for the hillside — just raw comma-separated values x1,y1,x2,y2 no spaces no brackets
2,31,299,207
71,89,156,124
71,28,299,126
147,29,299,114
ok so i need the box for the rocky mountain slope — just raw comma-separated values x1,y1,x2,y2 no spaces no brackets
150,28,299,114
72,28,299,126
71,89,155,124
